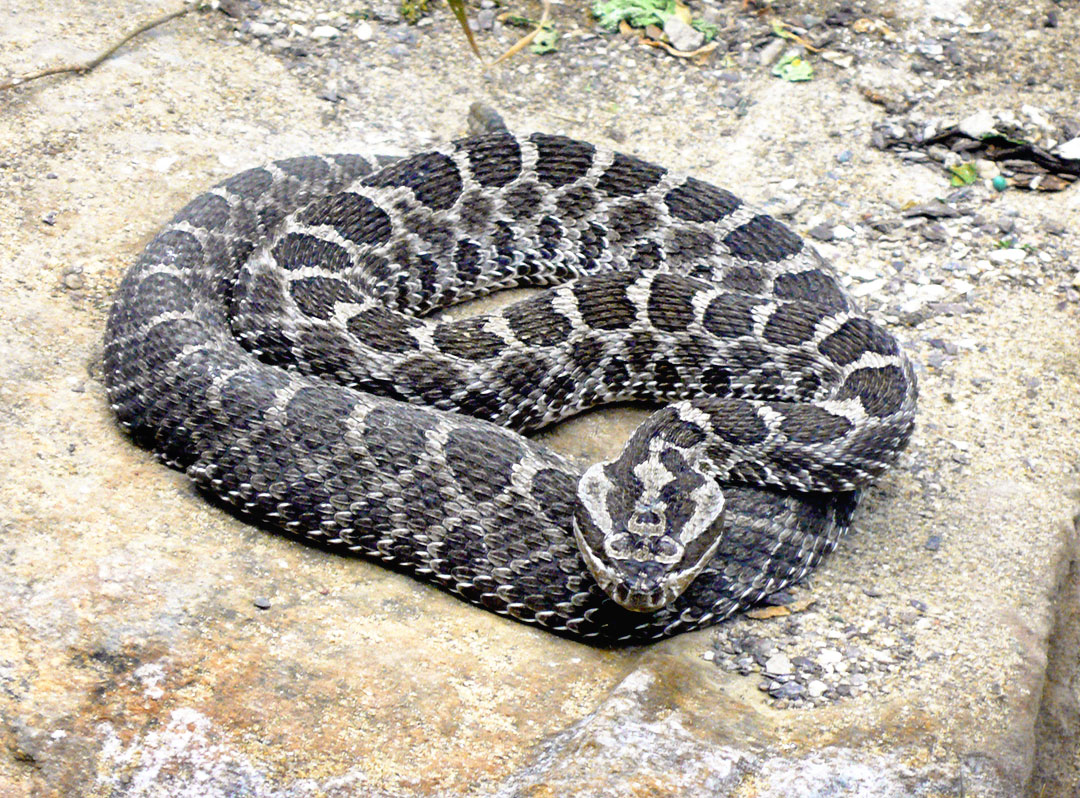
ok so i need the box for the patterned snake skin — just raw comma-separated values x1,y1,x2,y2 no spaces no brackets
104,132,916,643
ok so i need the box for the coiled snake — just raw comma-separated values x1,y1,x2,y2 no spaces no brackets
104,132,916,643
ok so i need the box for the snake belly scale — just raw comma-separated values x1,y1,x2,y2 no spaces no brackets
104,132,916,643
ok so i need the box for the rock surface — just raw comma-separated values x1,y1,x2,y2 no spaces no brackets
1,0,1079,796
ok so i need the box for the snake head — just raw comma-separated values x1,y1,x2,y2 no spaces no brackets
573,444,726,613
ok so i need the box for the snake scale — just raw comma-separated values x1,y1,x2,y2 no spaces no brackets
104,132,916,643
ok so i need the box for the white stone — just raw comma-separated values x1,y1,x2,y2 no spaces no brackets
950,279,974,294
832,225,856,240
958,110,996,140
1054,137,1080,160
807,680,828,698
847,263,882,282
764,654,792,675
1021,104,1051,131
989,248,1026,264
817,648,843,669
311,25,340,38
354,21,373,41
663,17,704,53
849,278,887,298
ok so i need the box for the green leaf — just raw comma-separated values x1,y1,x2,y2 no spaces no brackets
948,162,978,186
592,0,716,41
771,54,813,82
530,25,559,54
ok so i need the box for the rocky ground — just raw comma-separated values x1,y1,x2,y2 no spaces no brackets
1,0,1078,795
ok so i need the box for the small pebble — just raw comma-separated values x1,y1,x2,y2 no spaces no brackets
718,88,742,110
42,211,57,226
663,16,704,52
254,596,272,610
818,648,843,668
836,149,853,164
769,680,805,700
764,653,792,675
758,38,785,66
921,224,947,243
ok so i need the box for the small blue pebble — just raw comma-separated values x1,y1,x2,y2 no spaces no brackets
836,150,853,164
992,175,1008,191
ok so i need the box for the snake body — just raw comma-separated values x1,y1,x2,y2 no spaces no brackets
104,133,916,643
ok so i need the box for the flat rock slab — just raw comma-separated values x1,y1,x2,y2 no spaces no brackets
2,1,1078,796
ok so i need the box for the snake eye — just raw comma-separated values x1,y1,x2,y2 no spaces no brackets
605,533,633,560
653,537,681,562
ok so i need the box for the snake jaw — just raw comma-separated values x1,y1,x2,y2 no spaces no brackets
574,450,727,613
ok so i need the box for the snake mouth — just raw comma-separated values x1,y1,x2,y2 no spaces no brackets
610,562,671,612
613,585,668,612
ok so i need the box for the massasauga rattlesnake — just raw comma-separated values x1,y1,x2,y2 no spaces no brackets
104,131,916,643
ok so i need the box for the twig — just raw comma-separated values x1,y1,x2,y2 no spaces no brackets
0,5,192,91
445,0,483,59
487,0,551,68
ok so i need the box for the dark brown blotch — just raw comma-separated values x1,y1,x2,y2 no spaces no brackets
777,404,854,444
835,366,909,417
721,265,765,293
458,134,522,187
363,151,462,212
647,273,699,333
628,240,664,271
573,272,638,330
434,317,506,360
289,276,362,320
555,185,598,222
297,192,393,248
503,294,572,347
272,232,353,273
664,227,717,262
445,425,524,498
819,317,900,367
530,134,596,188
605,199,659,243
723,215,803,262
762,301,823,346
597,152,666,197
274,156,331,184
663,177,740,223
173,193,232,231
219,167,274,200
773,269,849,310
346,307,423,352
503,181,543,220
702,293,758,339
